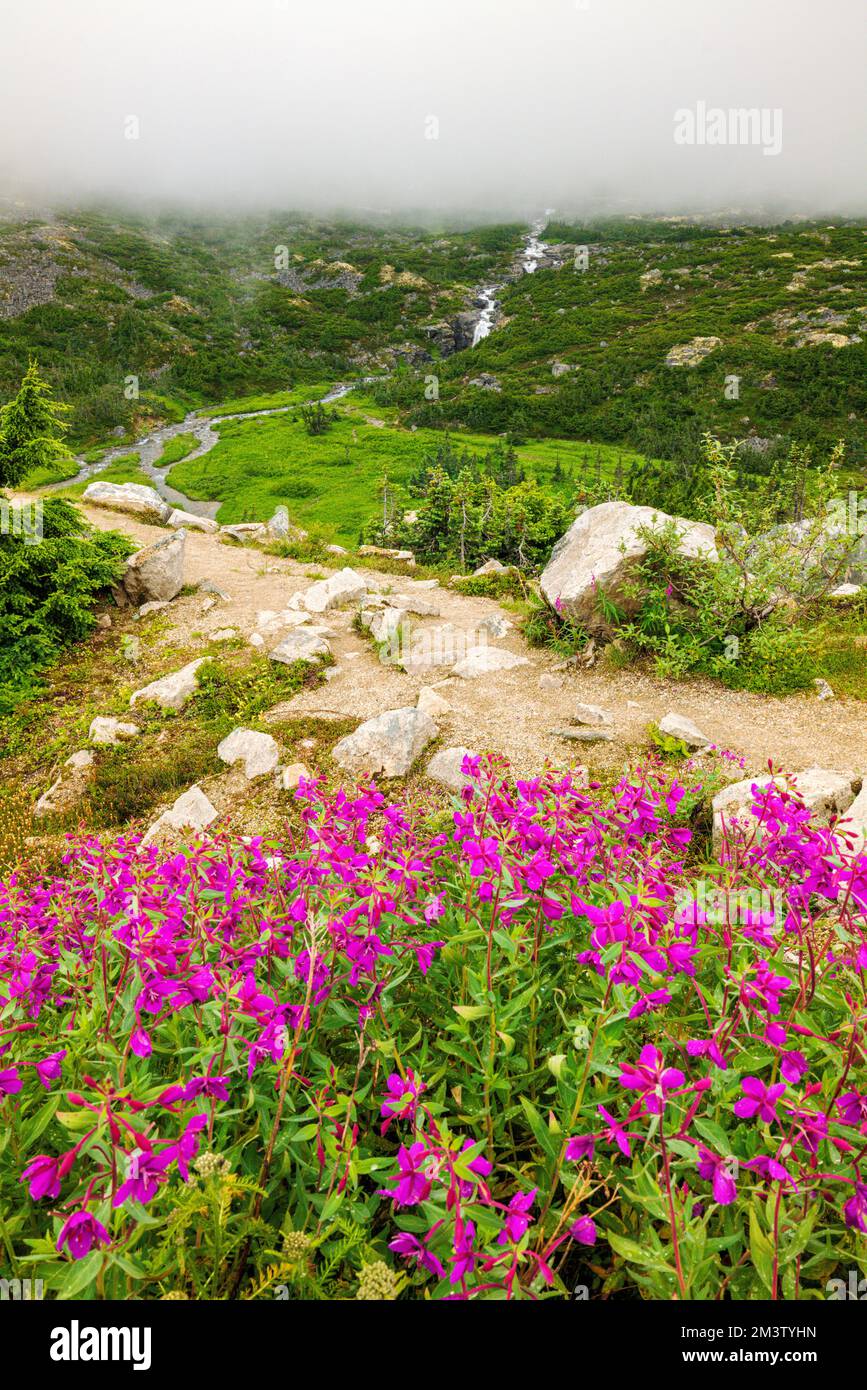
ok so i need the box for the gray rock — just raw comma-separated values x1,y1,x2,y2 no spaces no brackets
473,558,508,577
712,767,858,848
540,501,717,629
658,712,709,748
332,707,437,777
552,727,614,743
452,647,529,678
167,508,218,534
417,686,452,717
427,745,477,790
122,530,186,606
89,716,140,746
142,784,218,845
130,657,205,711
217,728,280,779
573,703,614,727
269,629,331,664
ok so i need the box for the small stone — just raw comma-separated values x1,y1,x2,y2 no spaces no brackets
658,712,709,749
277,762,311,791
417,686,452,717
65,749,94,770
211,628,239,642
269,629,331,664
551,727,614,743
249,633,265,649
480,614,511,637
473,558,508,577
96,613,112,629
452,647,529,678
142,784,218,844
539,674,563,690
136,600,169,619
573,703,614,727
814,678,835,701
427,745,477,790
167,509,218,534
130,658,205,712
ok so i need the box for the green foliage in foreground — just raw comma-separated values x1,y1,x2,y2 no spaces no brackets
0,497,132,712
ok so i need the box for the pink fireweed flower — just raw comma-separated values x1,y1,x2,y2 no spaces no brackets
497,1187,537,1245
380,1069,425,1134
686,1037,728,1071
0,1067,22,1095
35,1050,66,1090
733,1076,786,1124
780,1050,808,1084
451,1218,481,1283
570,1215,597,1246
389,1231,446,1279
696,1148,738,1205
837,1090,867,1130
463,837,502,877
380,1143,433,1207
457,1139,492,1199
56,1209,111,1260
597,1104,634,1157
618,1045,685,1114
565,1134,595,1162
843,1182,867,1233
20,1152,73,1200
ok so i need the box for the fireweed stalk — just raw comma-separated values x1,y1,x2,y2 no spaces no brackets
0,756,866,1299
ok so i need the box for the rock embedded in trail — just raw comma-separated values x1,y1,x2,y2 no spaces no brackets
293,567,372,614
332,707,437,778
220,522,268,544
83,480,172,524
89,716,140,746
427,745,477,790
658,712,710,748
540,501,717,630
269,629,331,664
417,686,452,718
479,614,511,637
130,657,205,712
573,703,614,727
217,728,280,779
167,508,218,534
452,647,529,678
121,530,187,606
277,762,312,792
552,727,614,743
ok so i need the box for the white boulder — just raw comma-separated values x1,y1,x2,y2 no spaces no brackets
427,745,476,791
89,716,140,746
269,630,331,664
142,784,218,845
540,501,718,629
83,481,171,524
217,728,280,779
332,707,437,778
167,508,218,534
452,647,529,678
659,712,710,749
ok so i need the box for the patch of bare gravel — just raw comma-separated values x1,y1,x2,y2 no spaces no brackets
74,505,867,784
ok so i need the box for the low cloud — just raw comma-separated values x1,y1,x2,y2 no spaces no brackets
1,0,864,218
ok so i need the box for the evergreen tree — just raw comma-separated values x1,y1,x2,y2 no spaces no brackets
0,360,75,488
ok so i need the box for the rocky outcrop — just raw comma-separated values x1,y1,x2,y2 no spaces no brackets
121,530,186,606
665,337,722,367
83,481,172,524
130,658,205,712
332,708,437,778
34,750,94,818
292,567,372,613
540,501,718,629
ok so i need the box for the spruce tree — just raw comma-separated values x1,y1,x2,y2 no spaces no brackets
0,360,75,488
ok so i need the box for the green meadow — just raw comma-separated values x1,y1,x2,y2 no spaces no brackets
167,393,649,541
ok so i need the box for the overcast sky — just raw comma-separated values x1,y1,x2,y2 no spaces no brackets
1,0,865,218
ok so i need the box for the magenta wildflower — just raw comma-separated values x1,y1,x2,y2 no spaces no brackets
497,1187,537,1245
0,1067,22,1095
618,1045,685,1114
565,1134,595,1162
380,1068,424,1133
733,1076,786,1124
570,1215,597,1246
35,1050,66,1090
56,1209,111,1260
381,1143,432,1207
696,1148,738,1205
389,1231,446,1279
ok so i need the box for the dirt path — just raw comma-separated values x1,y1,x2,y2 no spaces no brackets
74,506,867,783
